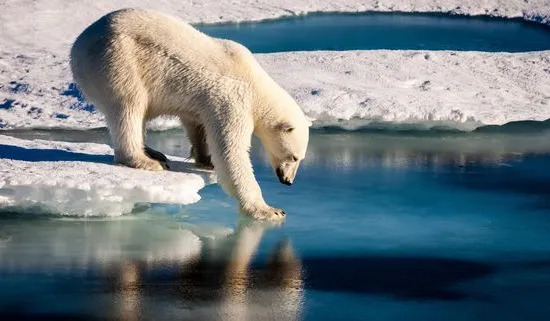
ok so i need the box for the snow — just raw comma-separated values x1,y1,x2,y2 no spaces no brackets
1,1,549,55
0,135,215,217
2,50,549,131
1,0,550,131
260,50,550,130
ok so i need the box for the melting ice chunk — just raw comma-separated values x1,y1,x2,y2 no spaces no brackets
0,135,215,217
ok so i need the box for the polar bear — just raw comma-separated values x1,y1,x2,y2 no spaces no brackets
70,9,311,220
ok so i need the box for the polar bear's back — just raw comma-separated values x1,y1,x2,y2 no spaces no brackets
71,8,221,72
70,8,261,119
110,9,217,57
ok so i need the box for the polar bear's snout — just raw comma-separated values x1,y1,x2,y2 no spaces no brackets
262,119,310,188
276,161,300,186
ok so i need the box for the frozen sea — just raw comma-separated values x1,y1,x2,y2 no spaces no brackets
1,128,550,320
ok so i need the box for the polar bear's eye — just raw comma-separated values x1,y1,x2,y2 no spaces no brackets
291,155,299,162
276,122,295,133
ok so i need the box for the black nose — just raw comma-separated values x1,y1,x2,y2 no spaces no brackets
276,168,292,186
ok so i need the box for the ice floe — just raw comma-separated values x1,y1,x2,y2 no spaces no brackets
1,0,549,131
0,135,215,216
1,1,548,55
2,50,549,131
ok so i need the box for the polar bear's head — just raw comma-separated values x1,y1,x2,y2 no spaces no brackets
261,116,312,186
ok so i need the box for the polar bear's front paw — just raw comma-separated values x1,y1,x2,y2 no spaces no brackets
243,204,286,221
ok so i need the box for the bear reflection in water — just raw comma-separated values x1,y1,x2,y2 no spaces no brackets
0,217,303,321
103,221,304,321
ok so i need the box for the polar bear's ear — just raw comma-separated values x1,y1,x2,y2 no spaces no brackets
305,116,314,127
276,122,295,133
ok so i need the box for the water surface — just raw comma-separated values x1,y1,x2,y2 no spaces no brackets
1,129,550,320
197,12,550,52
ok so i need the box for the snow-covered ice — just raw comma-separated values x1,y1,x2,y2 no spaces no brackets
1,0,550,131
0,135,215,216
2,50,549,131
260,50,550,130
1,0,549,55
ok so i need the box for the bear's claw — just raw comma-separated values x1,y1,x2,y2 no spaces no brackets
145,145,168,163
243,205,287,221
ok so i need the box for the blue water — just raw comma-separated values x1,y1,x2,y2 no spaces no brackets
1,129,550,320
2,12,550,320
197,13,550,53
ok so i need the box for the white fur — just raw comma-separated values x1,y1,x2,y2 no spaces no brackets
70,8,311,220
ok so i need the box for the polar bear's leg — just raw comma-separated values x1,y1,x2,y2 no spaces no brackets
106,103,165,172
182,120,213,169
203,116,285,220
141,120,168,164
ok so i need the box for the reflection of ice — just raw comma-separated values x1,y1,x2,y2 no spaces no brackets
287,132,550,171
0,217,304,321
0,217,201,270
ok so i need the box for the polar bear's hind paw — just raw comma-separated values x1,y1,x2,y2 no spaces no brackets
196,156,214,170
118,156,166,171
144,145,168,163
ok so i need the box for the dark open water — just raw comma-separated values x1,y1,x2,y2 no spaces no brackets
1,129,550,320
